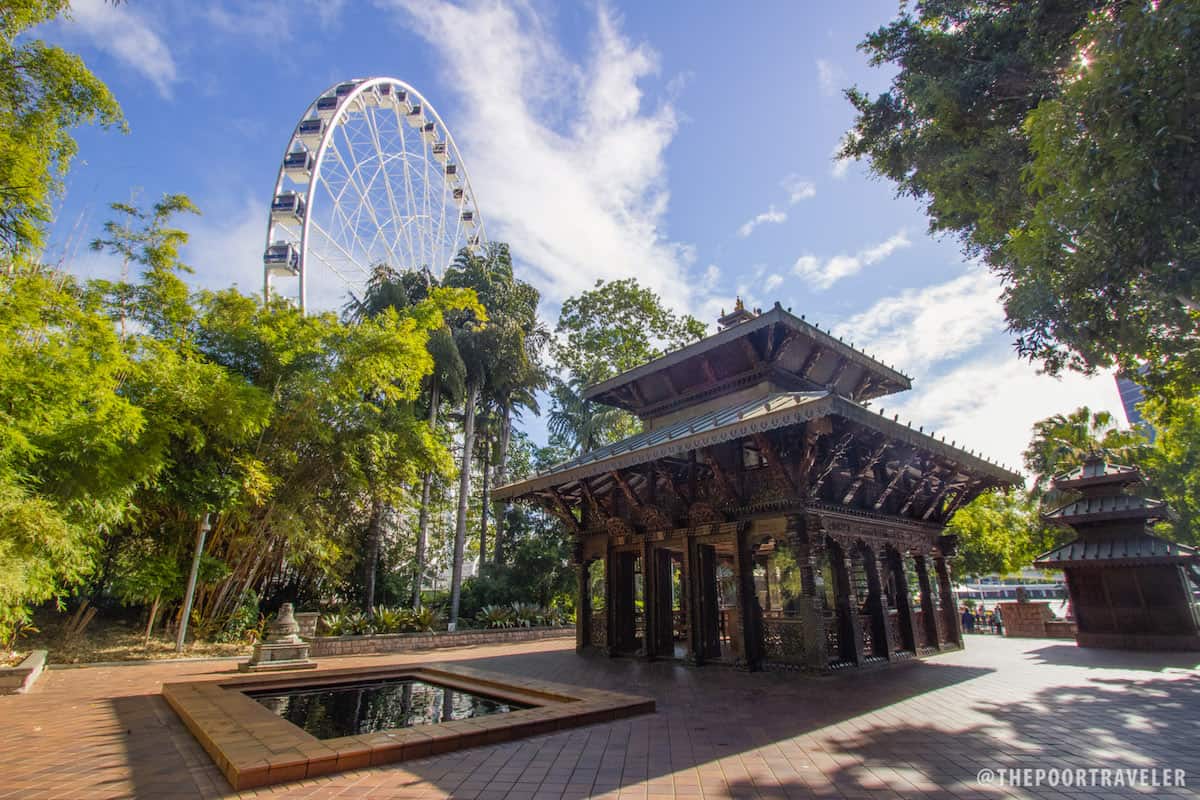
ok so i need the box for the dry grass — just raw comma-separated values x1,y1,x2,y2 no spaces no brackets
24,614,250,665
2,650,26,667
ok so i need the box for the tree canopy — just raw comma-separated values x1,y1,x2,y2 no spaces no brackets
0,0,124,257
843,0,1199,390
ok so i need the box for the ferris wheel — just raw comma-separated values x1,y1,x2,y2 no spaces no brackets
263,77,486,312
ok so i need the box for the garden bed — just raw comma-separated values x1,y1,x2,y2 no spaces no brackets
309,626,574,657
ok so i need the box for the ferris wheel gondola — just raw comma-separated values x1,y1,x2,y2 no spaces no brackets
263,77,487,313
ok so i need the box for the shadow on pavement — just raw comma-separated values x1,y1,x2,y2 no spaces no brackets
1024,643,1200,672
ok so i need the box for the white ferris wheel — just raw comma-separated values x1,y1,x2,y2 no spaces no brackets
263,77,486,312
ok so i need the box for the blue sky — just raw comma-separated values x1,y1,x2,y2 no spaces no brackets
43,0,1124,471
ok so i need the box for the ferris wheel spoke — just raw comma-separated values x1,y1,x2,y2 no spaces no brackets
363,107,409,270
264,78,486,313
331,130,398,272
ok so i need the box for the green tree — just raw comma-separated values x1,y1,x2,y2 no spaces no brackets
843,1,1199,388
947,490,1057,578
554,277,706,385
442,243,540,628
1021,407,1148,496
344,264,467,614
1142,396,1200,546
0,266,149,643
0,0,124,257
549,278,706,452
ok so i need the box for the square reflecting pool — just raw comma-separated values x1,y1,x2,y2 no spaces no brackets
246,677,531,739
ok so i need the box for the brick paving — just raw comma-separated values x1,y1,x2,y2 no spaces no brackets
1,635,1198,799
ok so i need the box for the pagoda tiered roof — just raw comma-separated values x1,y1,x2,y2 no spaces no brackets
1036,533,1196,569
584,302,912,422
494,389,1019,501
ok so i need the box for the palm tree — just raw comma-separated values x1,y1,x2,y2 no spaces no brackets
442,242,542,628
547,375,630,455
1022,406,1150,496
344,264,464,614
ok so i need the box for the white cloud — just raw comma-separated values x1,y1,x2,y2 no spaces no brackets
816,58,845,97
737,205,787,238
832,264,1004,370
830,265,1126,474
781,174,817,204
205,1,347,41
883,354,1126,476
703,264,720,290
65,0,177,97
381,1,698,313
792,230,910,290
764,273,784,292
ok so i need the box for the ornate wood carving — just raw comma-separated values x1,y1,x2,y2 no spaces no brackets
739,335,761,368
826,356,850,389
752,432,797,495
611,470,641,508
808,431,855,500
921,479,963,521
548,489,581,534
702,448,740,505
605,516,635,538
688,502,725,526
899,464,942,517
874,451,918,511
799,346,824,379
841,439,890,505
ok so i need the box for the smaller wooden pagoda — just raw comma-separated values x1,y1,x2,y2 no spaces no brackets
1036,456,1200,650
496,301,1021,672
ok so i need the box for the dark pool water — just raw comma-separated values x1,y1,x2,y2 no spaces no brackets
245,677,530,739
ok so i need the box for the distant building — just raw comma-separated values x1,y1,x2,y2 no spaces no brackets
1115,371,1156,442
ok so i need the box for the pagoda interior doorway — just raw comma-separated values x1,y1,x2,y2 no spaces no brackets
650,543,688,659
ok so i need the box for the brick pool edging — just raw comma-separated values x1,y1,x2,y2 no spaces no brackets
307,625,574,656
0,650,46,694
162,661,654,791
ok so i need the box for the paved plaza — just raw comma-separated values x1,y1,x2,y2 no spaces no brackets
1,635,1198,799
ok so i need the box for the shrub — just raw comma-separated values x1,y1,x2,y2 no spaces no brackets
477,604,515,629
510,602,542,628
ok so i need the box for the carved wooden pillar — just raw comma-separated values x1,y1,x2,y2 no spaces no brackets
934,555,963,648
575,559,590,654
606,548,621,657
641,539,657,659
732,524,762,670
684,535,703,665
890,548,918,653
913,555,941,652
793,521,829,670
832,540,865,665
865,547,894,660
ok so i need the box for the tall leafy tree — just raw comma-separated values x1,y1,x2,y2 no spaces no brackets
442,243,540,629
842,1,1199,390
1142,396,1200,546
549,278,706,452
946,490,1056,578
0,0,124,257
344,265,466,613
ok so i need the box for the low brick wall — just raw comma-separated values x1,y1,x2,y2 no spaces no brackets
308,626,574,657
0,650,47,694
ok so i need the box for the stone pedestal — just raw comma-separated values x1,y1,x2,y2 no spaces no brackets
239,603,317,673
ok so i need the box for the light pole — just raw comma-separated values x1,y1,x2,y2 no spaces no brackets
176,513,212,653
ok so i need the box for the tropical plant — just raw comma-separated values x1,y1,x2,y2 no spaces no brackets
509,601,542,628
476,604,516,629
441,243,541,630
1022,407,1149,496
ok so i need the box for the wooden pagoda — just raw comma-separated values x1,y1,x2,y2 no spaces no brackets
494,301,1021,671
1035,456,1200,650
